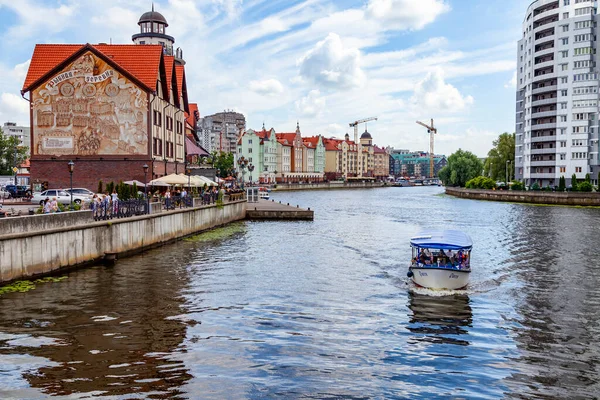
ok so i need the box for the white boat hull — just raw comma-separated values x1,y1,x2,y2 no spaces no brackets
410,267,470,290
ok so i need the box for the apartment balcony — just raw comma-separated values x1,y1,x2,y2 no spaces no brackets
533,4,559,21
535,29,555,42
533,17,559,32
532,85,557,95
532,72,556,83
531,148,557,155
531,122,557,130
534,46,555,58
530,160,557,167
531,97,557,107
534,59,555,70
529,172,556,179
531,110,557,118
531,135,557,143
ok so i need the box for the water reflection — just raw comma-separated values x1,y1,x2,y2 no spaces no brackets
0,245,196,398
407,292,472,346
503,205,600,399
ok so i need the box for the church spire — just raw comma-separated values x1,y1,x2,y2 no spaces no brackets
296,120,300,133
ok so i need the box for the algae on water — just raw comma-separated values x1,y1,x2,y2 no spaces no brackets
184,222,246,243
0,276,68,296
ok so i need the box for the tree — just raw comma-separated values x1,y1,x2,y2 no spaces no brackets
0,128,29,176
211,151,234,178
439,149,483,187
558,176,566,192
571,173,578,191
483,132,515,182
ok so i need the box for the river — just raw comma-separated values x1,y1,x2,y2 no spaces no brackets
0,187,599,399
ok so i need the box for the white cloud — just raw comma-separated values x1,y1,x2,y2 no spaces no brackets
249,79,284,96
295,90,326,117
0,93,29,126
326,123,343,134
298,33,365,90
366,0,450,30
505,71,517,88
410,68,473,114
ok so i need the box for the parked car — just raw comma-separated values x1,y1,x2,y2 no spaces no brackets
31,189,89,206
64,188,98,199
0,187,9,199
4,184,32,198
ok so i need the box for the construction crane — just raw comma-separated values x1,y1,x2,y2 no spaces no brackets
349,117,377,177
349,117,378,143
416,119,437,179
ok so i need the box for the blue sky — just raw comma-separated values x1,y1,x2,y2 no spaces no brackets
0,0,526,156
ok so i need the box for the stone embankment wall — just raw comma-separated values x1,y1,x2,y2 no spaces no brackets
446,187,600,206
0,201,246,284
275,182,385,191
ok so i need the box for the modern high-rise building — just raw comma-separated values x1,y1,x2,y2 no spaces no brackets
198,111,246,154
516,0,599,187
2,122,31,154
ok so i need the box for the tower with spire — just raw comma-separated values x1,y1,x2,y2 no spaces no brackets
132,4,185,65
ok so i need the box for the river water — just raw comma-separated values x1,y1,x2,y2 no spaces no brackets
0,187,599,399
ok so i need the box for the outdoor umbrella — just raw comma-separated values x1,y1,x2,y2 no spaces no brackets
151,173,189,185
123,180,146,187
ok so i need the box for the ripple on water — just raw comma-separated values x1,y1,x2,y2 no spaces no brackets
0,187,599,398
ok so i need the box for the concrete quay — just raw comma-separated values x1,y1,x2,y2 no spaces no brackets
446,187,600,206
0,200,247,285
246,199,314,220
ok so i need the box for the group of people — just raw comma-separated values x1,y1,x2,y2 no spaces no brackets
42,197,60,213
91,190,120,215
415,248,470,269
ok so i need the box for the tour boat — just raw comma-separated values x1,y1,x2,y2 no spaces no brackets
258,186,270,199
407,230,473,290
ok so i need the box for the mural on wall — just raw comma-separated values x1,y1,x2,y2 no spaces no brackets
32,52,149,156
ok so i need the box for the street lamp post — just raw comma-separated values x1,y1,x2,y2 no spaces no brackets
237,156,248,189
143,164,149,198
506,160,510,186
248,163,254,185
68,160,74,210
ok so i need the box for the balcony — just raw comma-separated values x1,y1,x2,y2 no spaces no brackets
534,58,555,69
532,85,557,95
529,172,556,179
531,122,557,130
531,135,557,143
532,72,557,83
535,28,555,42
530,160,557,167
533,16,559,32
531,97,557,107
534,46,555,57
531,110,557,119
531,148,557,155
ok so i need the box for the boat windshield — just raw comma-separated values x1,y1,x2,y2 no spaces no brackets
411,247,471,270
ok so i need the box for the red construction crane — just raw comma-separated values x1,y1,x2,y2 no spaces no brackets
416,119,437,178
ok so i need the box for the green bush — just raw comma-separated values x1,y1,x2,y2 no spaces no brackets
531,182,541,191
511,181,525,191
578,181,593,192
465,176,495,189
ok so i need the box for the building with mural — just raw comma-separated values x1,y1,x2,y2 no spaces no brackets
20,8,192,189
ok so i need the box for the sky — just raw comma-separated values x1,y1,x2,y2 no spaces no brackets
0,0,527,157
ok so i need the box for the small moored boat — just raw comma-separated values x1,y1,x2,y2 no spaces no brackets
408,230,473,290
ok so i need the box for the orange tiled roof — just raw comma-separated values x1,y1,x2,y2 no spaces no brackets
186,103,198,127
164,55,175,98
22,43,163,93
175,65,184,100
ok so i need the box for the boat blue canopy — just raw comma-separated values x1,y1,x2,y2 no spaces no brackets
410,230,473,251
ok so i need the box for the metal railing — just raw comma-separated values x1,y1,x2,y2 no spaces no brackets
92,199,149,221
